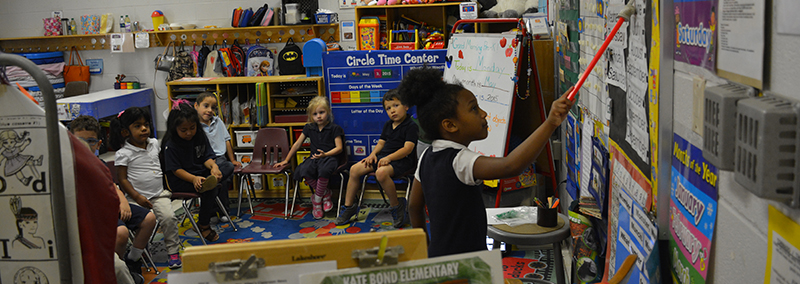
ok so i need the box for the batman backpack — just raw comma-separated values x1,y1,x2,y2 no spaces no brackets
278,38,305,75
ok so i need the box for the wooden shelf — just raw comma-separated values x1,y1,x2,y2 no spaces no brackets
267,122,306,127
355,2,459,50
271,93,318,98
271,108,306,111
0,24,339,52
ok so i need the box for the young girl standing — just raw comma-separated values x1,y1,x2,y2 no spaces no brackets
162,102,225,242
111,106,183,269
400,68,575,257
274,96,344,219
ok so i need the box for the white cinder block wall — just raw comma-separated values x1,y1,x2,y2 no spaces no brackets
0,0,353,135
672,2,800,282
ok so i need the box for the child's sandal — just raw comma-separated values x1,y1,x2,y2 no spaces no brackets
198,225,219,242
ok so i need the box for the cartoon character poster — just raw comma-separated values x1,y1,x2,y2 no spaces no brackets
673,0,717,71
669,133,717,284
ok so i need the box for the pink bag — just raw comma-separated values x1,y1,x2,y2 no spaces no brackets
43,17,62,36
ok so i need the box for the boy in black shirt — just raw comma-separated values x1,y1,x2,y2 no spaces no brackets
335,90,418,227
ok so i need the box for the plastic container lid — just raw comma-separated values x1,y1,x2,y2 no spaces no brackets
152,10,164,17
16,51,63,59
285,3,299,11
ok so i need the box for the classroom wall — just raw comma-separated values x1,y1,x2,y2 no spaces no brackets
669,2,800,282
0,0,354,135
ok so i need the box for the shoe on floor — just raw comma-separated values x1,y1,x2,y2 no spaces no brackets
168,253,182,269
130,271,145,284
311,195,324,219
322,189,333,212
334,205,359,225
220,215,230,223
391,198,407,228
125,257,143,275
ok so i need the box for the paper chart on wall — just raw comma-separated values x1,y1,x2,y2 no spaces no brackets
580,112,594,199
579,0,609,124
624,0,650,164
443,33,519,158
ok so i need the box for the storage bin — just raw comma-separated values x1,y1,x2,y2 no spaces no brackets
267,174,286,190
315,12,338,24
297,151,311,190
235,130,257,147
235,152,253,167
274,114,306,123
292,128,311,147
358,16,380,50
274,98,286,108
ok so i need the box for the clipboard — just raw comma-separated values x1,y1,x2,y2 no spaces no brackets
182,228,428,273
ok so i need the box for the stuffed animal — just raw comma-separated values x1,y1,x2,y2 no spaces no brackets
480,0,538,18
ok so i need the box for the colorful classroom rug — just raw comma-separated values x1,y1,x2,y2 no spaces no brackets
145,199,556,283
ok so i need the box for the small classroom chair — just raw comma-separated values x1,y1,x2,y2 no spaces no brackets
291,145,350,218
354,168,415,209
233,164,255,217
239,127,292,218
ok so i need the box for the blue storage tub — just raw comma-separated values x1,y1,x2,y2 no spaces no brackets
16,52,64,65
28,83,66,92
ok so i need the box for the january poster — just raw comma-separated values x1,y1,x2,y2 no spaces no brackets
674,0,717,71
669,133,718,284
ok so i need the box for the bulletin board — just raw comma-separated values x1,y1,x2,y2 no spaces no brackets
560,0,664,282
442,33,521,158
322,50,446,162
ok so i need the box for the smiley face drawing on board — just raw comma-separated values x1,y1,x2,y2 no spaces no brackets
0,130,43,186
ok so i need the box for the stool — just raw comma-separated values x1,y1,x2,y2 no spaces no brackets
487,213,570,284
171,192,237,245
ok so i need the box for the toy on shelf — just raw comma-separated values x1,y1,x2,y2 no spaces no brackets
367,0,399,5
422,31,444,49
401,0,441,4
358,16,380,50
389,29,419,50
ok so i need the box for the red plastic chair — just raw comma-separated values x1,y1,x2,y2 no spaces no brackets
240,128,293,219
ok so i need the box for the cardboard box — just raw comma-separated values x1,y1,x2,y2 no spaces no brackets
234,130,257,147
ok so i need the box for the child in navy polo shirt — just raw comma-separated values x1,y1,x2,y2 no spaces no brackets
274,96,345,219
335,89,418,228
400,68,575,257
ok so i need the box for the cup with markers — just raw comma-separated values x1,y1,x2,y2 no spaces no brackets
535,197,559,227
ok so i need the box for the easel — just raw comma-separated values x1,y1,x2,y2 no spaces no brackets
451,19,560,207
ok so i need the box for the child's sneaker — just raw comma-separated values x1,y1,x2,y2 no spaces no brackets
391,199,407,228
334,205,359,225
125,257,143,275
168,253,182,269
130,271,145,284
220,215,230,223
311,195,324,219
322,189,333,212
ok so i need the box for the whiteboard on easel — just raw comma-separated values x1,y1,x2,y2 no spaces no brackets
443,33,520,158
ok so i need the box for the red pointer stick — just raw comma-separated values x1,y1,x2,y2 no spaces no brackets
567,2,636,101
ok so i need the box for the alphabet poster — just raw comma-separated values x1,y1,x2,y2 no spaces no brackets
443,33,519,158
669,133,718,284
673,0,717,72
0,84,82,283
